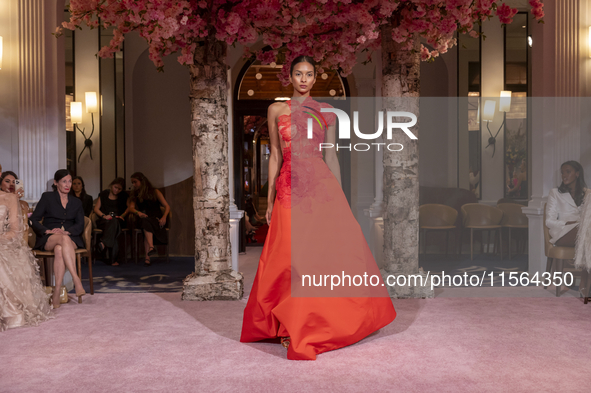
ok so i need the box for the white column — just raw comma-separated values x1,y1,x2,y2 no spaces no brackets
526,0,582,275
17,0,65,202
227,68,244,272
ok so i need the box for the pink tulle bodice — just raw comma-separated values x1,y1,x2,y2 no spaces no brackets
275,98,336,211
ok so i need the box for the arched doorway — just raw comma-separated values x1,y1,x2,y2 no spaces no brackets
233,58,351,251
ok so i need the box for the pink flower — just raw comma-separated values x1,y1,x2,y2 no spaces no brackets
180,15,188,25
496,3,518,25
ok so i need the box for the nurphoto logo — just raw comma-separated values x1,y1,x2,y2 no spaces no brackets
307,108,418,152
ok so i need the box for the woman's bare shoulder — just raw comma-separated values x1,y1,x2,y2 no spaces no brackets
268,102,289,117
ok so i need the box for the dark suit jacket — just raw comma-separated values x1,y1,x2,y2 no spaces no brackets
30,191,85,249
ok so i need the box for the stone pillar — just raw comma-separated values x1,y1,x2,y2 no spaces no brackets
364,51,385,265
352,77,377,241
182,37,243,301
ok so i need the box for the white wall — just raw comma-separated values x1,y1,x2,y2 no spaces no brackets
131,48,192,188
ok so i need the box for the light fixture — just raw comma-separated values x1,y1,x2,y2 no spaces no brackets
270,62,276,68
499,90,512,112
329,89,336,96
85,92,98,113
255,73,262,80
70,102,82,124
528,35,533,48
247,89,254,96
482,100,495,122
0,36,3,70
274,97,291,101
72,92,99,163
321,73,328,80
482,92,511,158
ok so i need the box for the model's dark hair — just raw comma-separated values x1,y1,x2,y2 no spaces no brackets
130,172,157,201
0,171,18,183
558,160,587,206
69,175,88,199
109,177,125,189
52,169,72,192
290,55,316,76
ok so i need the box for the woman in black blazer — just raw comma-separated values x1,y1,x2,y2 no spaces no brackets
29,169,86,308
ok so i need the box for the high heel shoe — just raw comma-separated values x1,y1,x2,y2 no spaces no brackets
280,337,291,349
76,287,86,304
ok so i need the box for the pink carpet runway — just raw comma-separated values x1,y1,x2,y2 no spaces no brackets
1,251,590,392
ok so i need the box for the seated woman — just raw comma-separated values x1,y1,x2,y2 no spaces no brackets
94,178,129,266
0,170,30,215
546,161,588,247
29,169,86,307
70,176,93,217
0,167,52,330
128,172,170,266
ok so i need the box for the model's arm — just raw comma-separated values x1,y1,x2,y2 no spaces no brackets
156,189,170,227
266,103,284,223
324,123,342,188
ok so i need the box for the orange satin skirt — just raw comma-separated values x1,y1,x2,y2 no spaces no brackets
240,181,396,360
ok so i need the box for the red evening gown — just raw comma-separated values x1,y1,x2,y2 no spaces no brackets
240,97,396,360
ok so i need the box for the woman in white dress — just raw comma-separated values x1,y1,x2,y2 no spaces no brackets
0,167,52,331
546,161,588,246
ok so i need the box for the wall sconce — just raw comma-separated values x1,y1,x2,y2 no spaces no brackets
70,101,82,124
589,27,591,57
72,92,98,162
0,36,3,70
528,35,533,48
483,91,512,158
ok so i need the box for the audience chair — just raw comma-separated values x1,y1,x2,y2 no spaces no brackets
134,207,171,264
497,203,529,260
90,211,130,263
461,204,504,261
32,217,94,302
419,204,458,255
543,204,581,297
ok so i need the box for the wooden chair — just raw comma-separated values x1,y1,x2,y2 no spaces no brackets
497,203,529,260
543,204,582,297
134,207,171,264
419,204,458,255
461,204,504,261
31,217,94,302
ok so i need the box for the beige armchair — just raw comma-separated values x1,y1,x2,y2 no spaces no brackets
419,204,458,255
497,203,528,260
543,204,580,297
461,203,504,260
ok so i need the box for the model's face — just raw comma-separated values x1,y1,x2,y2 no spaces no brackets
72,179,83,193
1,175,16,193
131,178,141,190
289,62,316,95
55,175,72,194
111,184,122,195
561,164,579,187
